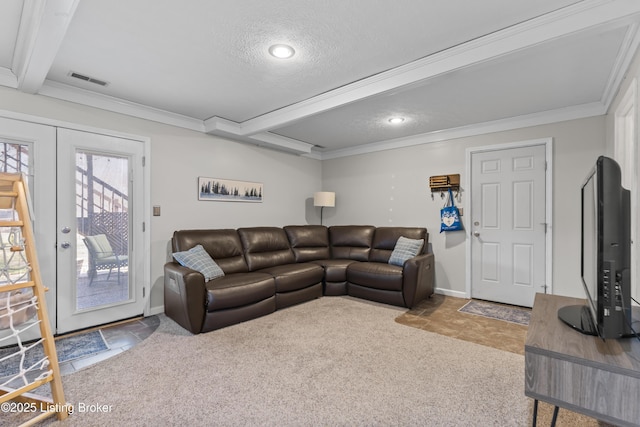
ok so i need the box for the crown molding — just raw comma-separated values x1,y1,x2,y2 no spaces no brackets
0,67,17,88
38,80,206,132
318,102,607,160
248,132,314,154
601,22,640,110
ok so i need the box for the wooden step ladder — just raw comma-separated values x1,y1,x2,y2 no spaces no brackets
0,173,68,425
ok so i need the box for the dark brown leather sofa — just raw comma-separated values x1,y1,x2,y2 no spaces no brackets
164,225,434,334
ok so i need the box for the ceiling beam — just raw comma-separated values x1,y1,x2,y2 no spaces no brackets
12,0,79,94
208,0,640,139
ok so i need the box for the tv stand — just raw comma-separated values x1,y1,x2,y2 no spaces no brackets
525,293,640,426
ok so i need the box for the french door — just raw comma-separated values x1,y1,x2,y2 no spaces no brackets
467,142,549,308
56,128,146,333
0,117,56,342
0,116,147,338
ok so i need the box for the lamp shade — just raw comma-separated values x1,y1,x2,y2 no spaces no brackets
314,191,335,207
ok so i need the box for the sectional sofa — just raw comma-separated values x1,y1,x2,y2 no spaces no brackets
164,225,434,334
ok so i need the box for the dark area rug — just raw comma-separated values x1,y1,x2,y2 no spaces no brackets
459,299,531,325
0,330,109,378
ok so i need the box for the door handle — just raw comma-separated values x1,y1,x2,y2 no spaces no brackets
60,242,71,249
473,231,480,237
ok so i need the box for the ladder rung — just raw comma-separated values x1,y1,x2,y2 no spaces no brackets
0,191,18,197
0,220,23,227
0,281,36,292
0,373,53,404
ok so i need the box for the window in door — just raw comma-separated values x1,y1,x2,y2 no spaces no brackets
75,151,130,310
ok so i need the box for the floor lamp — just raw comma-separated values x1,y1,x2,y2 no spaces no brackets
314,191,335,225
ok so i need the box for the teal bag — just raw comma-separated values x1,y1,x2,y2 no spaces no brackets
440,188,463,233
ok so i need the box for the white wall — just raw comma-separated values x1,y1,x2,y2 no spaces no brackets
0,86,322,313
0,84,614,312
322,116,606,299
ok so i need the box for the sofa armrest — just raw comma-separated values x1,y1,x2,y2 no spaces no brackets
401,252,435,308
164,262,207,334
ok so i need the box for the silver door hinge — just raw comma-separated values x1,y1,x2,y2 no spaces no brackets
540,222,547,233
142,156,146,167
143,287,146,298
142,222,146,232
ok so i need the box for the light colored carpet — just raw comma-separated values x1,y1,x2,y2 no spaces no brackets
31,296,532,426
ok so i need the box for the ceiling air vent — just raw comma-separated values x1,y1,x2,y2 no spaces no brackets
69,72,108,86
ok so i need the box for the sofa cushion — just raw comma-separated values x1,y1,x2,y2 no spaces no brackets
312,259,358,282
284,225,330,262
388,236,424,266
259,263,324,293
238,227,296,271
347,262,403,291
205,273,275,311
369,227,427,263
329,225,375,261
172,229,249,274
172,244,225,282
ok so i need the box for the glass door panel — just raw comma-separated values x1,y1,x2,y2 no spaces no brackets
75,151,130,310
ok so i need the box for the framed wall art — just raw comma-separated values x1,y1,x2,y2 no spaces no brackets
198,177,263,202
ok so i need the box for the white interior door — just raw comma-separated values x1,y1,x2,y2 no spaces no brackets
469,143,547,307
56,128,145,333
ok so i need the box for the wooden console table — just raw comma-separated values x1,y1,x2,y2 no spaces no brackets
524,293,640,426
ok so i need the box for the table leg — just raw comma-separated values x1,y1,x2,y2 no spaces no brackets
550,406,559,427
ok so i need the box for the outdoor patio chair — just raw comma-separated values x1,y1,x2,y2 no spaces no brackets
83,234,128,285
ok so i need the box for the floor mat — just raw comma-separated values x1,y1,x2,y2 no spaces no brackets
458,299,531,326
0,330,109,378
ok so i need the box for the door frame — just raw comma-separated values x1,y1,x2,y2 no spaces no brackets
613,78,638,303
464,137,553,299
0,110,152,329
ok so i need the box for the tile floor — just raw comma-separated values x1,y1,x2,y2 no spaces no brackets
57,315,160,376
396,293,530,354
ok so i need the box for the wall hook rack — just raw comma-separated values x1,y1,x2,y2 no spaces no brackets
429,174,460,193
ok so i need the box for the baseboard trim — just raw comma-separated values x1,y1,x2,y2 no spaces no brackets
146,305,165,317
434,288,468,299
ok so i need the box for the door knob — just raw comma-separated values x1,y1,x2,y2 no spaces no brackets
60,242,71,249
473,231,480,237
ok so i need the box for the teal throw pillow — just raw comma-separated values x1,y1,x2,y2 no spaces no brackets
173,244,224,281
388,236,424,266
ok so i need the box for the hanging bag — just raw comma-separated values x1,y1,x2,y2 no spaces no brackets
440,188,463,233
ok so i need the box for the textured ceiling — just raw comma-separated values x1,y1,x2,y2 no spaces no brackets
1,1,640,158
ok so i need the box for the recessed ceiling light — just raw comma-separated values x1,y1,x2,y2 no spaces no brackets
269,44,295,59
388,117,405,124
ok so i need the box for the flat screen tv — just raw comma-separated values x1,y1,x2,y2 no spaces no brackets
558,156,634,339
